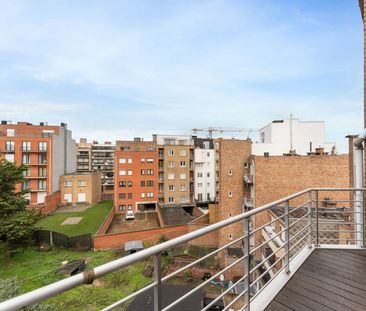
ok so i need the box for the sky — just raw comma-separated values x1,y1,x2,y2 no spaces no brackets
0,0,363,153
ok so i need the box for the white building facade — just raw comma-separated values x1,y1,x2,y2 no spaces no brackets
252,118,336,156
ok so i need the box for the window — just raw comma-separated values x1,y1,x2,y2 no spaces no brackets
119,205,126,211
180,161,186,167
207,193,211,201
119,158,126,164
147,158,154,163
128,193,132,199
180,196,186,203
127,158,132,164
207,172,210,177
78,180,86,187
168,173,175,180
147,146,155,151
228,192,233,198
207,182,210,187
38,167,46,177
119,181,126,187
64,180,72,187
5,141,14,151
180,184,186,192
141,193,145,198
38,142,47,151
22,154,30,164
5,154,14,163
228,234,233,240
128,181,133,187
244,162,248,169
180,173,186,180
147,180,154,187
23,168,30,177
38,180,46,190
128,205,133,210
141,158,145,163
119,193,126,199
119,170,126,176
180,149,186,156
168,185,174,191
147,192,154,198
38,154,47,164
168,161,174,168
128,170,132,176
197,172,203,178
141,180,146,187
22,141,31,151
6,129,15,137
22,180,30,190
198,183,203,188
207,152,210,157
147,169,154,175
168,149,174,156
228,170,233,176
141,169,146,175
168,197,174,203
198,193,203,201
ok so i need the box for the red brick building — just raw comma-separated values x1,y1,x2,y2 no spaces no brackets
114,139,158,213
0,121,76,207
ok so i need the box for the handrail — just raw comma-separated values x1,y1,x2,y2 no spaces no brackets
1,187,365,311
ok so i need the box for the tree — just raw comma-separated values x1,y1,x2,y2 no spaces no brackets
0,159,40,248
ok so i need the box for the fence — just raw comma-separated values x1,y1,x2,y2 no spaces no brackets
35,230,92,251
2,188,365,311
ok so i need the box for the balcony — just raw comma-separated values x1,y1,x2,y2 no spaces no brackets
1,188,365,311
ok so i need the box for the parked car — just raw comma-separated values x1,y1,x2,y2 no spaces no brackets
125,210,135,220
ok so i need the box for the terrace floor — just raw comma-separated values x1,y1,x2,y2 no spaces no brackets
266,249,366,311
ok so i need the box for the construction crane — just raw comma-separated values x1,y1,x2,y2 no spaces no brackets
191,127,258,138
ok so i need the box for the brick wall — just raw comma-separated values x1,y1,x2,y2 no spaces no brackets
43,191,61,215
187,217,219,248
96,208,116,235
94,225,188,250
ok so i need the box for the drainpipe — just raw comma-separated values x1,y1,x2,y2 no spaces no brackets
353,129,366,247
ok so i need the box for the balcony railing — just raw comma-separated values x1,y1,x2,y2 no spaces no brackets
0,188,365,311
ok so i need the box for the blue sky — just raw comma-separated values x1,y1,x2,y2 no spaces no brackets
0,0,363,152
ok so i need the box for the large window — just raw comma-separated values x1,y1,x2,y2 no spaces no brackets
64,180,72,187
5,141,14,151
22,180,30,190
38,180,46,190
23,168,30,177
22,141,31,151
22,154,30,164
38,141,47,151
78,180,86,187
38,167,46,177
38,154,47,164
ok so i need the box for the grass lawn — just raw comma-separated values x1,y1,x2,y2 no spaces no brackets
36,201,113,237
0,247,152,311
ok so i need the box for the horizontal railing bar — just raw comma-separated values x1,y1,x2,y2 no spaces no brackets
250,228,286,255
222,287,248,311
289,225,311,244
201,274,247,311
101,281,157,311
288,201,311,214
163,254,248,311
289,212,311,229
162,234,246,282
288,232,310,254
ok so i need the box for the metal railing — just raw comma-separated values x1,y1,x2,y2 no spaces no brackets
0,188,364,311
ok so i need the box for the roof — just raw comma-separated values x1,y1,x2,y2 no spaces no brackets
126,285,202,311
124,240,144,251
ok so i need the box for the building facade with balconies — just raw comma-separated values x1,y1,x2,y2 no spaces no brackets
0,121,76,205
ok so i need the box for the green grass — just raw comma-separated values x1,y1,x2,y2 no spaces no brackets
36,201,113,237
0,247,152,311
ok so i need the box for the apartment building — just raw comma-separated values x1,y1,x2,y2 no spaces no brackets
0,121,76,205
193,137,216,204
91,141,115,199
154,135,194,205
252,118,336,156
60,171,101,205
114,138,158,213
215,139,252,248
76,138,92,172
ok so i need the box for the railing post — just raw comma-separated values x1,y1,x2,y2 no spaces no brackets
362,191,365,248
307,191,313,248
244,217,250,311
284,200,290,274
154,253,162,311
315,190,319,247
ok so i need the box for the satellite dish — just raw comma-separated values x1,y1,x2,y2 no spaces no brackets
219,274,224,282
